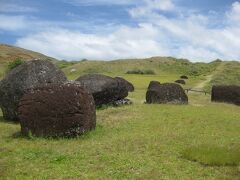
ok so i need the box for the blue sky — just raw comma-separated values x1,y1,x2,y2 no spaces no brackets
0,0,240,61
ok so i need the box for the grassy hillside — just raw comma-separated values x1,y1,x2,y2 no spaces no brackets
0,44,57,62
61,57,223,92
0,46,240,179
0,44,58,79
62,57,220,79
208,61,240,88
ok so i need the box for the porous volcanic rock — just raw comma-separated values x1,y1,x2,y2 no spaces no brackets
76,74,128,106
211,85,240,105
115,77,134,92
18,83,96,137
0,60,67,121
146,83,188,104
180,75,188,79
147,81,161,90
175,79,186,85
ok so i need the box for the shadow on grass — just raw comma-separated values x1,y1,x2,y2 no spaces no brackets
96,103,132,111
0,116,19,125
11,124,106,141
182,144,240,167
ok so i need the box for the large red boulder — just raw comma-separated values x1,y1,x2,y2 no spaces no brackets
76,74,128,106
18,83,96,137
146,83,188,104
211,85,240,105
0,60,67,121
147,81,161,90
115,77,134,92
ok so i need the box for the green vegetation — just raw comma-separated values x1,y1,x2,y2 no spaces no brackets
210,62,240,86
62,57,220,81
55,60,79,69
7,58,25,71
0,63,7,79
0,53,240,179
182,145,240,166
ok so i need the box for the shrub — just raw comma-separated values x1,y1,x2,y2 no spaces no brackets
126,69,155,75
7,58,25,71
143,69,155,75
126,69,143,74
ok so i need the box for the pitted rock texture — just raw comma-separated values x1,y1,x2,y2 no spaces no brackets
115,77,134,92
0,60,67,121
18,83,96,137
211,85,240,105
146,83,188,104
76,74,128,106
147,81,161,90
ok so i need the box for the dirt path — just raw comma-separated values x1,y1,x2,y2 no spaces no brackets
192,62,226,90
194,74,213,89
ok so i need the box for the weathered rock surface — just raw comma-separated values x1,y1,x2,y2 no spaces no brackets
76,74,128,106
18,83,96,137
146,83,188,104
211,85,240,105
148,81,161,90
0,60,67,121
175,79,186,85
115,77,134,92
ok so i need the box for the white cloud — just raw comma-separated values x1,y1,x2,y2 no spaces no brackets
0,15,28,31
227,1,240,24
130,1,240,61
10,1,240,61
16,25,169,60
129,0,175,18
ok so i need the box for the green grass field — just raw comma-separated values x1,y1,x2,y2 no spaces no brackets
0,58,240,179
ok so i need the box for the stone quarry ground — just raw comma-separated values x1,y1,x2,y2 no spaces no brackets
0,58,240,179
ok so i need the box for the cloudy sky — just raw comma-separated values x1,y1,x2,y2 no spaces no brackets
0,0,240,61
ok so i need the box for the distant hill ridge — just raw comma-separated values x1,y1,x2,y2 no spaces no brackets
0,44,239,88
0,44,57,62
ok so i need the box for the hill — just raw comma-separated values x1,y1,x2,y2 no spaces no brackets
0,44,58,78
0,44,57,62
207,61,240,89
61,57,238,92
1,44,240,89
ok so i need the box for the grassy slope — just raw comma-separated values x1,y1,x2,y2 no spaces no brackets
0,57,240,179
206,61,240,91
0,44,58,79
62,57,220,79
61,57,222,95
0,44,57,62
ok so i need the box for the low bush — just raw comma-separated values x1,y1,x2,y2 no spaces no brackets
126,69,155,75
7,58,25,71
